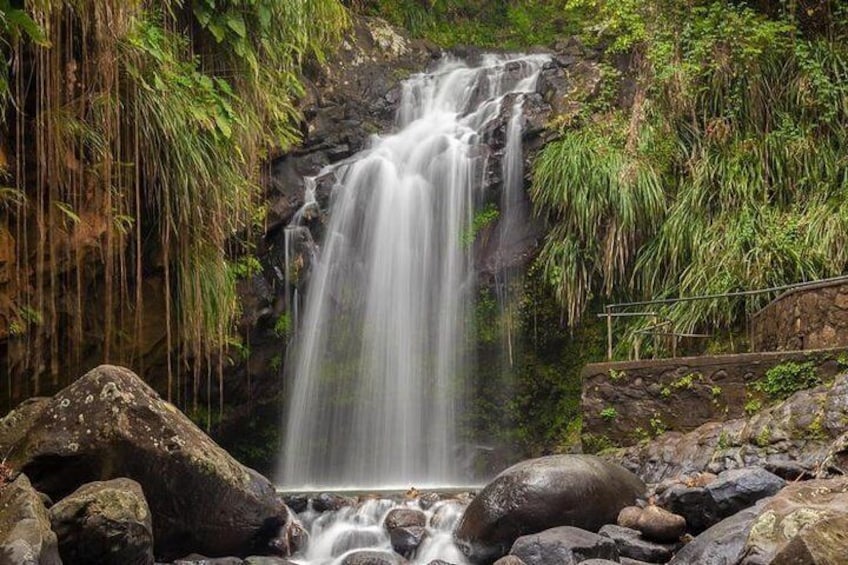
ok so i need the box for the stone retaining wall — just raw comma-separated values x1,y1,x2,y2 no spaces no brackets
751,280,848,352
581,348,848,450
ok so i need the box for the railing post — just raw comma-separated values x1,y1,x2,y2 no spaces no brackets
606,306,613,361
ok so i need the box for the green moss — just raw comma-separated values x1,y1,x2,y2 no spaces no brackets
582,432,616,454
608,368,626,382
755,361,821,401
600,407,618,421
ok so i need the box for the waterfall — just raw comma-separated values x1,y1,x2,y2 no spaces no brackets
279,54,548,489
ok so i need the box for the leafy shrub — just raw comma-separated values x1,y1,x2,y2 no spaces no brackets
756,361,821,400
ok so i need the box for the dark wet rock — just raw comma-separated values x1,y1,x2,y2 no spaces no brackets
598,524,678,563
174,555,245,565
610,373,848,483
282,494,308,514
656,484,717,533
418,492,440,510
269,513,308,556
657,467,782,534
384,508,426,531
331,529,383,556
741,477,848,563
580,561,620,565
635,505,686,543
706,467,784,519
312,492,354,513
620,559,653,565
390,525,427,557
455,454,644,562
340,549,408,565
6,365,289,559
50,478,153,565
0,474,61,565
509,526,619,565
667,503,763,565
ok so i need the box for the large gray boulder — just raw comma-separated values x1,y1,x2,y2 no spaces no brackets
6,365,289,559
0,474,61,565
49,478,153,565
509,526,618,565
454,455,645,563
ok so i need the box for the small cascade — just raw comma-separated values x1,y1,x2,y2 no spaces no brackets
279,54,548,490
291,495,470,565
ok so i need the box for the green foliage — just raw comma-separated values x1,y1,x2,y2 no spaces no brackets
533,1,848,349
462,202,500,247
608,368,626,381
357,0,583,48
0,0,46,112
745,397,762,415
672,372,701,390
756,361,821,400
717,430,730,450
600,406,617,421
649,413,667,436
273,313,291,338
582,432,616,454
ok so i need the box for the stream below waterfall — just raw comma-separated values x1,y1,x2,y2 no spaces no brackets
285,490,472,565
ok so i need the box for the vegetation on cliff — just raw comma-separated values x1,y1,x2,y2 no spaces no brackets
532,1,848,355
0,1,347,410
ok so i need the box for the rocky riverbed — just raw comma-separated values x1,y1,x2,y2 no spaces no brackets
2,365,848,563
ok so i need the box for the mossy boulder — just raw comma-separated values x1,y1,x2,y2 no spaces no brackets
0,474,61,565
50,478,153,565
6,365,288,559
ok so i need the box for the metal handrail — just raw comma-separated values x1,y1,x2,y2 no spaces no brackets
598,274,848,360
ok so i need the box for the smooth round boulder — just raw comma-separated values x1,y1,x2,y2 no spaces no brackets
617,506,642,530
635,505,686,543
50,478,153,565
0,474,61,565
384,508,426,531
455,455,645,562
509,526,618,565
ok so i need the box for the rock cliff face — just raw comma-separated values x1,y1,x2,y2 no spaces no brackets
608,372,848,484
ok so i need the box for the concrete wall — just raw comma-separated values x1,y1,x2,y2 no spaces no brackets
751,280,848,352
581,348,847,450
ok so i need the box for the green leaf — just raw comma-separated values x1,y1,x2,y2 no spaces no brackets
226,13,247,38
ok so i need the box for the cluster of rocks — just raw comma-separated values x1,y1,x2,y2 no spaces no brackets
449,453,848,564
0,365,302,564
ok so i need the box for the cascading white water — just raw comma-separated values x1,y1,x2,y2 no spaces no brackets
279,54,548,490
